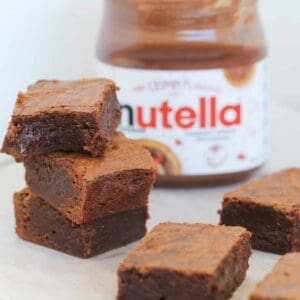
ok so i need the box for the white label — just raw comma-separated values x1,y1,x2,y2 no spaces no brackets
98,61,269,176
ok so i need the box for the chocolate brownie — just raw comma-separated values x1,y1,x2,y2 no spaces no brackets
250,253,300,300
220,168,300,254
1,79,121,160
14,188,148,259
25,132,156,224
117,223,252,300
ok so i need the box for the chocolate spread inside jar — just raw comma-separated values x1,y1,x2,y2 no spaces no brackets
97,0,268,187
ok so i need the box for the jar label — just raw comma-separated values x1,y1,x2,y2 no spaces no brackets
97,61,268,176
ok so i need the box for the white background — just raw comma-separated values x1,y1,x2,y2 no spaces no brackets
0,0,299,162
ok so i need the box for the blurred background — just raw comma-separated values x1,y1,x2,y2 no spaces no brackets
1,0,299,163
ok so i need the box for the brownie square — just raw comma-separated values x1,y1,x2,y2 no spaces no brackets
220,168,300,254
250,253,300,300
14,188,148,259
24,132,156,224
117,223,252,300
1,79,121,160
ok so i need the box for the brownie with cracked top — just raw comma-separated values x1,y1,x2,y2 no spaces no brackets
220,168,300,254
250,253,300,300
117,222,252,300
25,132,156,224
1,78,121,160
14,188,148,259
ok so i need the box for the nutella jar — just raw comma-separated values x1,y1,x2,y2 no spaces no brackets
97,0,268,187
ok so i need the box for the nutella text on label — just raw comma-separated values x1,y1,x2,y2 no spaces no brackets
121,97,241,130
98,60,268,177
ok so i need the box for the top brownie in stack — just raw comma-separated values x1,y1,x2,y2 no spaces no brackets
1,79,121,160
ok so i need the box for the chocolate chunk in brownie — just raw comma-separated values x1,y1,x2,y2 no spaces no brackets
117,222,252,300
1,79,121,160
250,253,300,300
14,188,148,259
220,168,300,254
25,132,156,224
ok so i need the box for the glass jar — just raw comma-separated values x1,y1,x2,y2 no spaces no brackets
97,0,268,187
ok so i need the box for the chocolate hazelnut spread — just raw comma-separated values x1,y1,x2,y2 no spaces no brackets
97,0,268,187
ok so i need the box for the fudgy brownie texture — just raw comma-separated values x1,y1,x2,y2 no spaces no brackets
117,222,252,300
250,253,300,300
220,168,300,254
25,132,156,224
1,79,121,161
14,188,148,259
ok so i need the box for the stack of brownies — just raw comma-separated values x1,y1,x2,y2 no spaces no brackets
1,78,156,258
